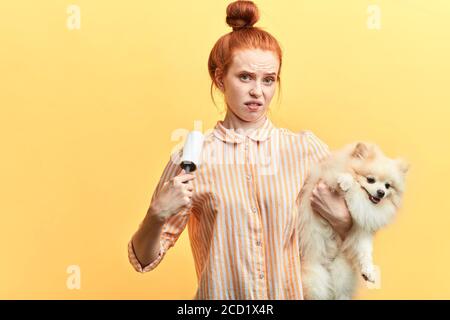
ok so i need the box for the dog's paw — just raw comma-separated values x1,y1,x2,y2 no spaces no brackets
361,264,376,283
337,173,354,192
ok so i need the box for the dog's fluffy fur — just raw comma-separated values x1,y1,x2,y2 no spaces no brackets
296,142,409,300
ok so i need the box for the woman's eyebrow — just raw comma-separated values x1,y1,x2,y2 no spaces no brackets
239,70,277,76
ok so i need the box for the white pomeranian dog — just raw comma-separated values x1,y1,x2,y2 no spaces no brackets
297,142,409,300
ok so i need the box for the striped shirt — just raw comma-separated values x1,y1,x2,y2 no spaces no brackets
128,116,331,300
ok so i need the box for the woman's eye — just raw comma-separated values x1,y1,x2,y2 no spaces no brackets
240,74,251,81
263,78,275,85
367,177,375,184
385,183,391,189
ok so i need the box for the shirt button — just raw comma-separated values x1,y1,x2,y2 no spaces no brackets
256,240,262,246
252,207,257,213
259,274,264,279
246,174,251,180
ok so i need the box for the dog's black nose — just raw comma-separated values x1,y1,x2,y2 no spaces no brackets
377,190,385,198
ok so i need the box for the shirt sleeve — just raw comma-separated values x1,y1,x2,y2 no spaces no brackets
128,148,192,273
304,130,331,165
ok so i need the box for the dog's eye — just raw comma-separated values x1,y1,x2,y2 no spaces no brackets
385,183,391,189
367,177,375,184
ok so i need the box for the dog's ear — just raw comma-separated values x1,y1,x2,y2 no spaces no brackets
351,142,371,160
396,158,410,175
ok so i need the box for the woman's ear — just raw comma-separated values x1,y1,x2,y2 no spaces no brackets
214,68,225,92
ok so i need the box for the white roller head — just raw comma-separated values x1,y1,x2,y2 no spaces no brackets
181,130,205,172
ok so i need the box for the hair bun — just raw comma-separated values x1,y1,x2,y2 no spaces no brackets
226,0,260,31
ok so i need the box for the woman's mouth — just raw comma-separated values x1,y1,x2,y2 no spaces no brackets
245,102,262,111
361,187,381,204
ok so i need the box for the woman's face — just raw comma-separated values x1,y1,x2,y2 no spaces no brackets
216,49,279,122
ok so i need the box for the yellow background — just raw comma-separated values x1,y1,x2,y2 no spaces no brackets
1,0,449,299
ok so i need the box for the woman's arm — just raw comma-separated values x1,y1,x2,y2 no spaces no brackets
310,180,353,240
131,204,167,267
130,168,196,269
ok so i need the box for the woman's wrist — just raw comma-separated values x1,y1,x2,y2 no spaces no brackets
146,203,167,226
332,216,353,240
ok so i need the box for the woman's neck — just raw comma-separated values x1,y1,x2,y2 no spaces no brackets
222,111,267,135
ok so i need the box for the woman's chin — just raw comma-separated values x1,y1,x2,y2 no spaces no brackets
242,112,263,120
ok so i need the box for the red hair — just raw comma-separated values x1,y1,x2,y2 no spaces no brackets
208,0,283,107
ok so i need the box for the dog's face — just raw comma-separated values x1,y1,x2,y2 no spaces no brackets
348,143,409,209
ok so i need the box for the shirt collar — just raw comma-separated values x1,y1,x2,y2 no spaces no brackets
212,116,276,144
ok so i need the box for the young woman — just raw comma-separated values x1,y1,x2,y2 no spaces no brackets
128,0,352,300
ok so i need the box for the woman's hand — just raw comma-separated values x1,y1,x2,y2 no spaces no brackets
310,180,353,240
149,169,196,223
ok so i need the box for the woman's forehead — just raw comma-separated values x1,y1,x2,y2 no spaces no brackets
230,49,279,73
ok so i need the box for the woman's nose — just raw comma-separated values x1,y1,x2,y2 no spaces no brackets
250,85,262,97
